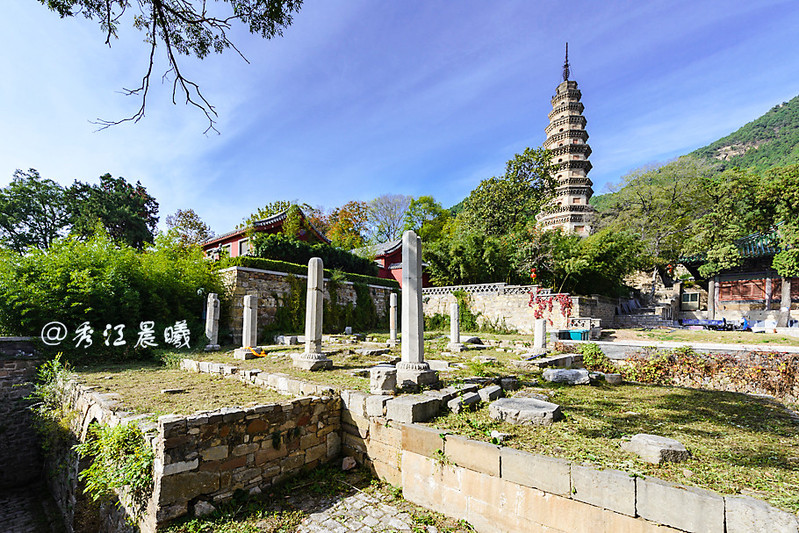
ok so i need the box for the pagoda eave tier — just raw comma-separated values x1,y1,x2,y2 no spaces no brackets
550,144,592,157
555,187,594,197
547,102,585,120
539,204,596,215
544,130,589,148
537,213,594,226
555,177,593,186
553,160,593,172
551,89,582,106
545,115,587,135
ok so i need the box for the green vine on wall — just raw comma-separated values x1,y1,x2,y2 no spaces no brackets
27,353,77,462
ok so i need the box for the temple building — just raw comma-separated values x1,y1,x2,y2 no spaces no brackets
536,44,596,236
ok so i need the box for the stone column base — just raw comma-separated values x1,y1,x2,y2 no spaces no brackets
292,353,333,371
396,361,438,389
447,343,465,352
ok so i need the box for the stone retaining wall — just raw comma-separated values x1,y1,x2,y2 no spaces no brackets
339,391,799,533
422,283,617,333
219,267,396,344
0,355,42,489
52,362,341,532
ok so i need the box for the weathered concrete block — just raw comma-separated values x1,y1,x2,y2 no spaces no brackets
488,397,562,426
604,373,623,385
725,495,799,533
637,476,724,533
385,395,441,423
542,367,590,385
427,360,451,371
401,423,445,457
445,435,500,476
478,384,503,402
570,465,636,517
500,447,571,496
447,391,481,414
621,434,690,464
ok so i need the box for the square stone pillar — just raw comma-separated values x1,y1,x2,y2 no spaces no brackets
707,279,715,320
396,231,437,388
388,292,398,347
778,278,792,327
204,293,220,351
242,294,258,347
292,257,332,371
533,318,547,351
448,301,464,351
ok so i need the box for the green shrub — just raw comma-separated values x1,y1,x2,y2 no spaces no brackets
27,353,76,457
577,343,617,373
251,233,379,276
0,230,221,360
75,422,154,520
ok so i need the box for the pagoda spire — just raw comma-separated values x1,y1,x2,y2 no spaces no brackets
562,42,570,81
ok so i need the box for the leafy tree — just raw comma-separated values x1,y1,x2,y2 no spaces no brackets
460,147,555,235
67,174,159,250
38,0,304,132
0,229,221,357
403,195,451,242
366,194,412,243
0,169,71,252
165,208,214,247
599,157,716,293
237,200,294,229
327,201,369,250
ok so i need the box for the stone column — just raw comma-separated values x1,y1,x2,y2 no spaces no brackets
242,294,258,347
448,302,464,351
765,277,773,311
388,292,398,347
292,258,332,370
234,294,261,359
778,278,792,328
204,293,220,351
396,230,437,388
707,279,715,320
533,318,547,351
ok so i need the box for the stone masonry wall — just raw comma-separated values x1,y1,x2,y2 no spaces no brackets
422,283,617,334
339,390,799,533
0,355,42,489
50,360,341,532
219,267,396,343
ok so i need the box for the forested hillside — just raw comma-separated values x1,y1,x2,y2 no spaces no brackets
690,93,799,170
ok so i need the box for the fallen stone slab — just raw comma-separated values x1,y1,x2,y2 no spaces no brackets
478,384,503,402
472,355,497,363
542,368,590,385
447,391,481,414
427,360,451,371
385,395,441,423
356,348,390,356
462,336,483,344
233,347,264,360
499,377,520,391
621,434,691,464
274,335,298,346
604,373,623,385
489,397,562,426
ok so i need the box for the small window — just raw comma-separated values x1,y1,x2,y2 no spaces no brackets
681,292,700,311
238,239,250,256
221,244,232,258
573,198,581,204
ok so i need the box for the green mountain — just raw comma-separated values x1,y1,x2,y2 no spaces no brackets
591,92,799,213
690,93,799,170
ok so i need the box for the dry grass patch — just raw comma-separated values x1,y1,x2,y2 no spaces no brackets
430,382,799,513
74,362,289,416
607,328,799,347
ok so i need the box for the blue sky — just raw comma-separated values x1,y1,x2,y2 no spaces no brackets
2,0,798,235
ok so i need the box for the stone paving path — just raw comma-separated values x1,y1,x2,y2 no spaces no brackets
0,484,63,533
295,489,420,533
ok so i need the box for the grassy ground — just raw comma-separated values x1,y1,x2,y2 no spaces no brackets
73,362,289,416
162,463,474,533
606,328,799,346
429,381,799,513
